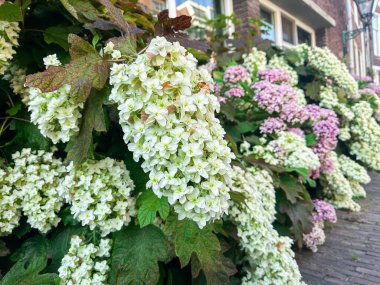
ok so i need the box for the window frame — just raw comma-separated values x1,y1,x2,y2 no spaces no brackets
259,0,316,47
374,13,380,57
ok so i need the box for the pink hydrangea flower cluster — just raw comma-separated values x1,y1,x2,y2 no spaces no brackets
225,88,245,98
312,199,337,223
288,128,305,138
303,199,337,252
304,105,339,174
252,69,340,175
257,68,292,85
369,83,380,94
224,65,249,84
260,117,287,134
252,80,306,123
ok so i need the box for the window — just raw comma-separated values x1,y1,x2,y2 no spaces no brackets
138,0,167,15
374,15,380,56
260,7,275,41
282,16,294,44
297,26,311,45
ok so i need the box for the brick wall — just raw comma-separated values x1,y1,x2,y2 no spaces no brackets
313,0,347,59
233,0,260,36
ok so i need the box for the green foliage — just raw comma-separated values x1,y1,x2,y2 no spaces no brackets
1,236,60,285
66,90,107,164
43,25,82,51
137,191,170,227
109,225,170,285
164,216,236,284
0,2,23,22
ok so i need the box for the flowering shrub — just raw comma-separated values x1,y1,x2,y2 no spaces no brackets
109,37,234,228
58,236,111,284
0,21,19,74
230,166,305,285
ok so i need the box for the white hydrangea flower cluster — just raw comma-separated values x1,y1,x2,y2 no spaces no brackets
268,55,299,86
58,236,111,285
292,45,358,96
349,180,367,198
28,55,83,144
242,47,267,75
9,148,68,233
339,126,351,141
349,101,380,170
109,36,234,228
319,85,354,120
244,132,320,171
43,54,61,67
321,152,360,211
3,64,30,103
63,158,136,236
338,155,370,184
229,166,305,285
0,21,20,75
0,168,22,236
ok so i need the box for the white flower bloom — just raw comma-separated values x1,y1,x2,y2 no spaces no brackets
63,158,136,236
246,131,320,171
242,47,267,75
43,54,61,68
0,168,22,236
0,21,20,74
109,36,234,228
58,236,111,284
321,152,360,211
28,83,83,144
2,64,30,103
10,148,69,233
229,166,304,285
338,155,370,184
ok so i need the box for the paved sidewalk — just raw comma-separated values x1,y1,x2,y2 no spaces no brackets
296,172,380,285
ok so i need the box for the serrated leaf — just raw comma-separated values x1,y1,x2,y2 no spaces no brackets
164,217,236,284
0,2,22,21
66,90,106,164
26,34,110,104
2,236,60,285
278,190,314,248
137,191,170,227
60,0,99,22
279,174,305,204
154,10,209,51
43,25,82,51
109,225,170,285
97,0,133,35
107,36,137,56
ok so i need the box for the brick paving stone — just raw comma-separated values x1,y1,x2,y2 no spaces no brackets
296,172,380,285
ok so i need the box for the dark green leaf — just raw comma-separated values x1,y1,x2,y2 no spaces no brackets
60,0,99,22
305,133,318,147
0,2,22,22
0,240,10,257
6,102,21,116
305,81,321,100
279,174,305,204
2,236,60,285
164,217,236,284
43,25,82,51
66,90,106,164
109,225,170,285
47,225,84,272
138,191,170,227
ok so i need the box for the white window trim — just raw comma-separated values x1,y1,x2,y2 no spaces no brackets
259,0,316,47
374,13,380,57
373,66,380,83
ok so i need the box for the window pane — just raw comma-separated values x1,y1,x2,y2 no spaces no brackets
137,0,167,15
176,0,215,41
282,16,294,44
260,7,275,41
297,26,311,45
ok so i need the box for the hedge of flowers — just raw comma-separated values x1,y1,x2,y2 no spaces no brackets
0,1,378,284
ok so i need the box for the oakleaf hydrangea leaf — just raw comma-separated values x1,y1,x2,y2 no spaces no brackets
109,225,170,285
137,191,170,227
26,34,109,104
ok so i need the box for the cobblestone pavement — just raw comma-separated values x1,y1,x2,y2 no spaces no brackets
296,172,380,285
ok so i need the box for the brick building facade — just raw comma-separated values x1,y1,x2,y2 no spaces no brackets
371,1,380,82
137,0,371,77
